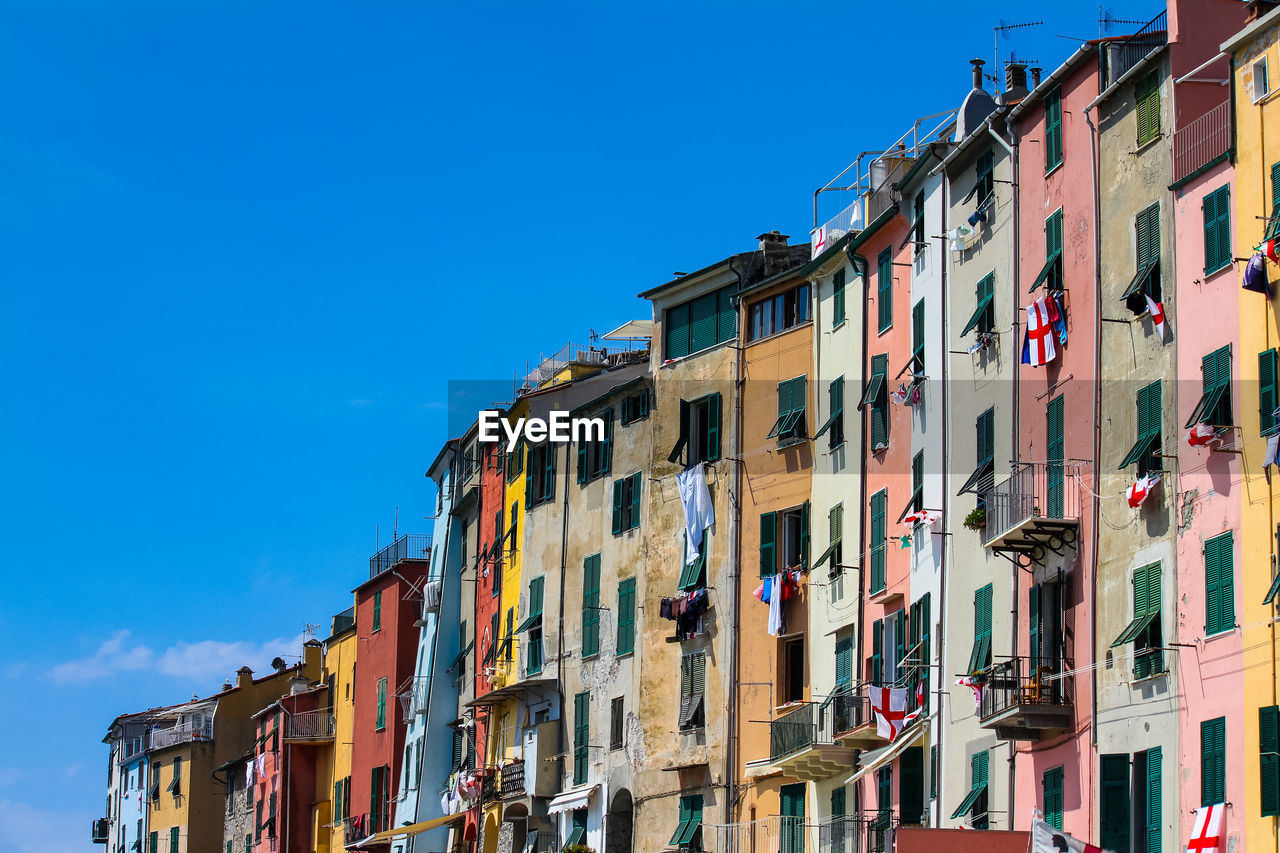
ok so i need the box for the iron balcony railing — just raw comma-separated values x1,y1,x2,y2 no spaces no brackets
981,461,1081,545
1103,10,1167,86
498,760,526,799
479,769,498,803
1173,101,1231,184
331,606,355,636
344,815,368,845
370,534,432,579
91,818,109,844
716,812,899,853
285,709,334,740
149,721,213,750
397,676,433,722
811,200,865,258
866,156,910,224
978,656,1073,721
769,688,869,760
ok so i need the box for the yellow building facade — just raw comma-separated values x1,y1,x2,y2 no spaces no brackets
323,608,358,853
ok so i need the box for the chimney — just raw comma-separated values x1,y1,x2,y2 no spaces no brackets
971,58,986,90
757,231,792,277
290,675,309,695
1031,67,1043,88
1002,63,1029,105
302,640,323,678
236,666,253,689
221,680,233,692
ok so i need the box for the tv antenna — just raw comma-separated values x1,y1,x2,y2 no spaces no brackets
1099,7,1146,37
303,622,321,641
995,20,1043,92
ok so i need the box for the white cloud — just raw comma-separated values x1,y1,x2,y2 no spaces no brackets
0,800,90,853
49,630,153,684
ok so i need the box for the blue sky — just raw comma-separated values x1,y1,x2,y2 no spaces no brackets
0,1,1129,849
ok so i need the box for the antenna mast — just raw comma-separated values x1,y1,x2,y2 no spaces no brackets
995,20,1043,92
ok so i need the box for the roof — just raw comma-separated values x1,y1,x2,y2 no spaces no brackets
601,320,653,340
1223,4,1280,53
956,85,998,140
569,374,648,416
426,438,458,483
637,243,810,300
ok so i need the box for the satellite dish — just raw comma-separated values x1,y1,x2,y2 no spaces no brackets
271,656,286,671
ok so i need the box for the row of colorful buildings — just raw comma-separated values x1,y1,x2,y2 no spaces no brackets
96,1,1280,852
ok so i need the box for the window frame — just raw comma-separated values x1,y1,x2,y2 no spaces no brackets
876,248,893,333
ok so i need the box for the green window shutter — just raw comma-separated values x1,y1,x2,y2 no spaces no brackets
375,677,386,729
1136,72,1161,146
833,268,847,325
1263,350,1279,436
1146,747,1162,853
705,392,722,462
689,291,718,354
1047,395,1065,517
583,555,601,657
716,285,737,344
835,635,853,687
630,472,642,529
912,298,925,371
870,354,889,449
1202,716,1226,806
1100,754,1131,853
832,786,847,819
666,302,690,360
601,411,613,476
577,438,588,485
900,745,924,824
877,248,893,332
800,499,810,569
894,609,907,684
977,408,994,466
1261,705,1280,816
759,511,777,577
372,590,382,632
871,619,884,685
1029,583,1042,668
617,578,636,656
1205,532,1235,636
968,584,993,673
1136,203,1161,270
870,490,886,593
611,479,624,534
1203,186,1232,274
524,448,534,509
1043,766,1064,830
1046,87,1063,170
150,832,158,853
573,691,590,785
171,827,179,852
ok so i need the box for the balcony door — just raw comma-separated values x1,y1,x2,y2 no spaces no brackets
780,783,805,853
1029,580,1064,698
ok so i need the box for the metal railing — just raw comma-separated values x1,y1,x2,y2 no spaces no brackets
811,200,865,258
285,710,334,740
370,534,432,579
1173,101,1231,184
344,816,368,845
716,813,898,853
149,721,213,750
1103,10,1167,86
331,606,355,636
978,656,1073,721
479,770,498,803
981,461,1081,544
514,341,645,396
91,818,109,844
398,676,432,722
769,689,869,760
866,156,911,224
498,760,526,798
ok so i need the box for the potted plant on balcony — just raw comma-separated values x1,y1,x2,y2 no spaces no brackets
962,507,986,531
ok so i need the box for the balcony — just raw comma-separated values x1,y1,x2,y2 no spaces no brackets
811,199,865,259
498,760,526,799
479,769,498,802
981,462,1081,566
344,815,368,846
370,533,432,579
1102,10,1167,87
835,687,901,749
1173,101,1231,184
397,676,432,722
331,606,355,636
769,692,862,780
978,657,1073,741
91,818,109,844
149,721,213,750
284,709,334,741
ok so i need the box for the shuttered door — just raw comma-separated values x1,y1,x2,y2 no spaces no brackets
1029,584,1042,671
582,555,601,657
1043,766,1064,830
870,491,886,592
1202,717,1226,806
573,692,590,785
1261,350,1279,436
900,746,925,825
1100,754,1131,853
1047,395,1064,517
780,784,805,853
1146,747,1162,853
1261,705,1280,816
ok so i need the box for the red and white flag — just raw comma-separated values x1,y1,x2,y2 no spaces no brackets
1187,423,1218,447
869,683,924,741
1266,238,1280,265
1031,819,1109,853
812,226,828,259
956,676,985,708
1025,298,1057,366
1127,474,1160,508
901,509,941,529
1186,803,1224,853
1145,294,1167,341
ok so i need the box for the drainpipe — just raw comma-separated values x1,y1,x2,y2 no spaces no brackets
935,173,950,830
727,256,745,828
1084,101,1102,847
1003,117,1020,833
849,245,871,825
558,442,570,807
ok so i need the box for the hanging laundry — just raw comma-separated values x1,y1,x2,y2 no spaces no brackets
1049,291,1069,346
767,573,786,637
1266,433,1280,474
898,535,911,549
967,340,986,355
1022,297,1057,367
868,683,923,740
752,582,769,604
901,509,941,529
1267,238,1280,265
1185,804,1224,853
1144,294,1167,342
890,384,910,405
1244,252,1271,296
246,760,254,788
947,225,972,252
955,675,985,709
907,383,922,405
677,463,715,565
1126,474,1160,509
1187,423,1218,447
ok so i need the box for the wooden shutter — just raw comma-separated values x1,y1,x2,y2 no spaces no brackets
601,411,613,476
1205,532,1235,635
759,512,777,577
1047,395,1065,517
870,491,886,592
611,479,624,534
689,291,718,354
871,354,889,448
900,746,924,824
376,678,386,729
1043,766,1064,830
1046,88,1063,169
630,472,642,529
1029,584,1042,668
800,500,810,568
1146,747,1162,853
912,299,925,369
666,302,690,360
1137,203,1161,270
1136,72,1160,145
878,248,893,331
583,555,600,657
543,443,555,500
871,619,884,685
835,635,853,687
617,578,636,655
1261,706,1280,816
573,691,590,785
1100,754,1131,853
705,393,722,462
1202,717,1226,806
716,285,737,344
977,408,994,466
833,268,846,324
1262,350,1279,436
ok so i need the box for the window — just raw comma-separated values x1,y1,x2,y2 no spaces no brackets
576,410,613,484
509,502,519,557
961,273,995,337
506,437,525,483
667,393,722,466
582,554,601,658
149,762,161,800
1270,162,1280,241
814,503,843,576
678,652,706,729
780,783,806,853
611,472,642,533
899,745,924,824
149,833,157,853
1030,580,1064,683
780,635,805,704
959,408,996,496
968,584,992,674
1047,395,1065,517
1112,563,1163,679
244,835,251,853
834,630,853,690
1118,381,1163,477
616,578,636,656
1255,55,1272,102
525,442,556,508
1203,186,1231,274
620,389,650,425
267,791,277,838
831,788,848,853
170,827,179,852
909,593,931,710
931,746,938,799
375,677,387,730
1261,350,1279,437
670,795,703,852
908,299,925,376
1186,346,1232,429
1261,705,1280,816
1101,750,1161,853
610,697,624,750
334,778,347,821
898,451,923,523
877,248,893,332
1043,766,1064,830
877,765,892,815
666,285,737,359
573,691,589,785
1201,717,1226,807
1045,86,1063,170
869,610,906,687
1204,532,1235,636
832,268,847,326
759,503,810,576
767,376,807,442
747,282,811,341
813,376,845,448
869,490,886,593
503,608,514,661
372,590,382,632
966,149,995,207
950,750,989,828
1031,210,1064,292
1135,71,1161,146
1122,203,1162,311
863,354,889,450
168,757,182,796
912,190,926,255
